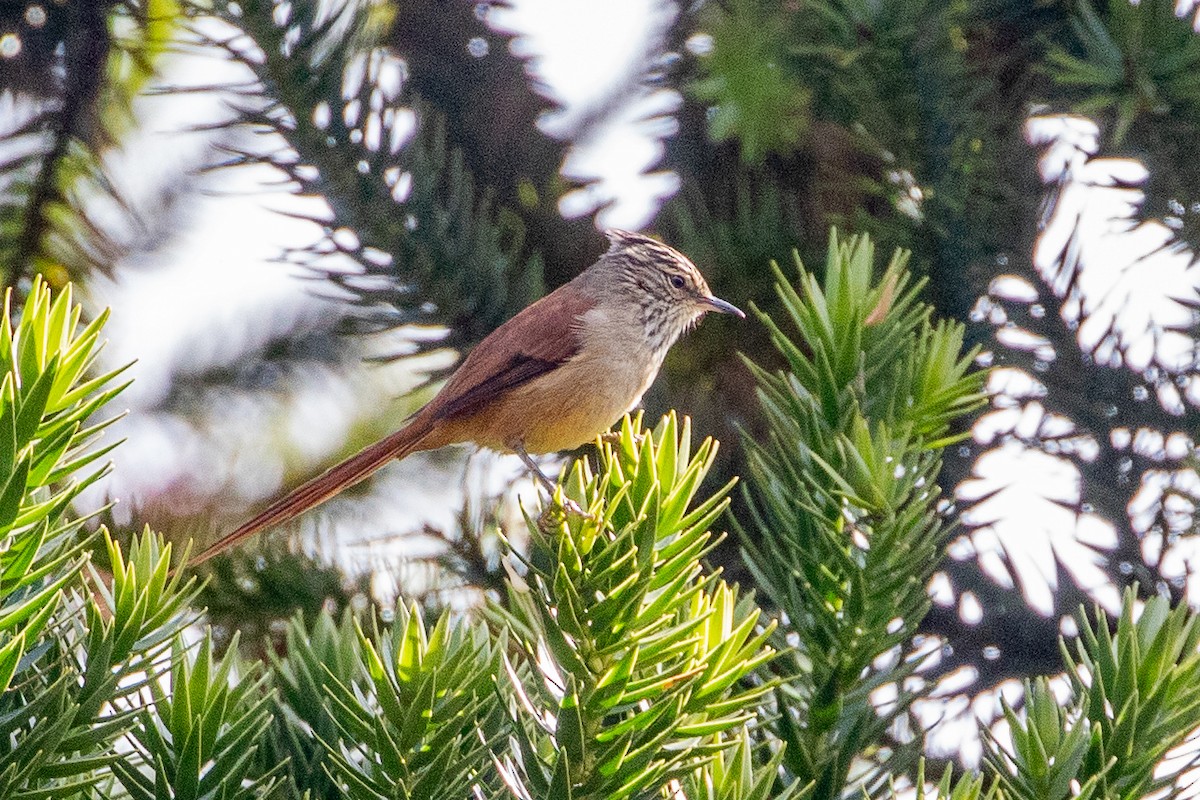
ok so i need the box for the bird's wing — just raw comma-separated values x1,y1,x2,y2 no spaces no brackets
425,281,596,422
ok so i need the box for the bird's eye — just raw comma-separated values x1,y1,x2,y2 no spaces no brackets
670,275,685,289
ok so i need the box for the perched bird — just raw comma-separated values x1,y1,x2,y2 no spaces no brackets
190,229,743,566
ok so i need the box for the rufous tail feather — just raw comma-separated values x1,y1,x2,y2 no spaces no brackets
189,422,436,567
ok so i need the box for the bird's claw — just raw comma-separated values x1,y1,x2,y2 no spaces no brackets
537,495,592,531
598,430,645,447
559,495,590,518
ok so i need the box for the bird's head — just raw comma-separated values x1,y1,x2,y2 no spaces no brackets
600,229,743,349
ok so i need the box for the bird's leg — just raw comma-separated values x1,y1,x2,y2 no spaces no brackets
512,443,589,518
512,443,558,494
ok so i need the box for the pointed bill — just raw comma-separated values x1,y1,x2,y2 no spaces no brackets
704,295,745,318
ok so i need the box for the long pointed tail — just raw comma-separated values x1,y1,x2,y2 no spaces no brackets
189,422,437,567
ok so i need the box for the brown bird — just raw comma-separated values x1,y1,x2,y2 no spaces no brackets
189,230,743,566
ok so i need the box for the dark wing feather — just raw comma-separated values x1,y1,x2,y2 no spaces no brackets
422,280,595,422
434,353,561,420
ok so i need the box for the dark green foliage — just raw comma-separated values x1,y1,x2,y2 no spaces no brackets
114,631,280,800
0,0,178,285
1045,0,1200,145
682,0,984,241
198,544,368,658
680,729,809,800
0,278,141,798
264,609,363,800
675,0,1200,686
10,225,1200,800
1045,0,1200,237
495,412,777,800
3,0,1199,699
988,589,1200,800
741,233,984,798
691,0,812,164
9,1,1200,797
911,761,994,800
0,281,203,798
321,603,505,800
0,531,198,800
200,0,543,351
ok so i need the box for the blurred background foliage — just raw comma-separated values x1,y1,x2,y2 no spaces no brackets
4,0,1200,769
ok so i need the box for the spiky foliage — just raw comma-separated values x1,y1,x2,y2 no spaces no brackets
1037,0,1200,247
673,0,1004,258
986,590,1200,800
320,603,505,800
658,1,1040,690
113,631,281,800
495,412,777,800
903,761,992,800
679,728,809,800
160,0,553,626
1046,0,1200,145
262,609,363,800
16,247,1200,800
670,0,1200,690
0,280,201,797
199,543,368,659
261,604,508,800
14,4,1200,790
0,278,129,565
740,232,984,798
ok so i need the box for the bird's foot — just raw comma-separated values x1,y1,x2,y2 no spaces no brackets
598,430,645,447
513,443,593,522
558,494,590,518
537,494,592,532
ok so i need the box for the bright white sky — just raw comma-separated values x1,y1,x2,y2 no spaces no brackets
490,0,683,226
957,114,1200,619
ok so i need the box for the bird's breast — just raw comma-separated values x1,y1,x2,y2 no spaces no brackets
525,305,665,452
